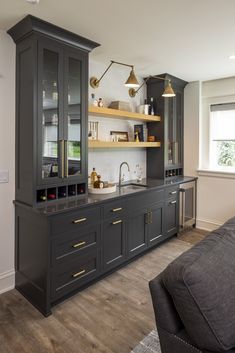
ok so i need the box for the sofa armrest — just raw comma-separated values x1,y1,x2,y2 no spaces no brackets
149,273,183,334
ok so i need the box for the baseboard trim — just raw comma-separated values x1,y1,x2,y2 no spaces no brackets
197,218,222,232
0,269,15,295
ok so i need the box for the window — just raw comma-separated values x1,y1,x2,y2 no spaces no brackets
210,103,235,171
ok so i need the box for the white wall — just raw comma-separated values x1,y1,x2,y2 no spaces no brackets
184,78,235,231
88,60,147,183
0,31,15,293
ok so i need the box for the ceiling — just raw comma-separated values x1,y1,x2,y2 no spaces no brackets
1,0,235,82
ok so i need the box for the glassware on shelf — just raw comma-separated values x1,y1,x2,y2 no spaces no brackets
135,164,143,182
52,81,58,101
90,93,98,106
88,121,99,140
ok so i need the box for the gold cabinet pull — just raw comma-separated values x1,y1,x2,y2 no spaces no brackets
72,241,86,248
112,207,122,212
170,200,177,205
72,217,87,224
72,269,85,278
112,220,122,225
170,191,177,195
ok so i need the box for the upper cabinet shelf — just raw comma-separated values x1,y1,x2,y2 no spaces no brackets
88,106,161,122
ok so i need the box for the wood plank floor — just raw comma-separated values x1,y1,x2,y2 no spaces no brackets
0,230,206,353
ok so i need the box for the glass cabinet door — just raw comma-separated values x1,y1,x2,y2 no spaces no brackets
165,91,183,167
64,50,86,180
40,47,61,181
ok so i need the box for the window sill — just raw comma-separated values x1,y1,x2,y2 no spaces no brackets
197,169,235,179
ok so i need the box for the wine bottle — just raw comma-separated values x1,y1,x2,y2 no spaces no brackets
47,194,56,200
149,97,155,116
40,195,47,201
59,191,66,198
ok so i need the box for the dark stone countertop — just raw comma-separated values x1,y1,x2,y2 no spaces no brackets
14,176,197,216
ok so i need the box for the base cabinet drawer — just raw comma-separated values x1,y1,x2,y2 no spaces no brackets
51,225,101,265
50,207,101,236
103,200,127,220
102,218,126,272
51,250,100,301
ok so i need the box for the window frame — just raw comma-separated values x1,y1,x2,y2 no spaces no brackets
199,94,235,177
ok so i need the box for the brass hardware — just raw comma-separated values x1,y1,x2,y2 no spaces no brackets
170,200,177,205
149,211,153,224
144,213,149,224
112,220,122,225
64,140,68,178
72,217,87,224
170,191,177,195
129,76,176,98
60,140,65,178
112,207,122,212
72,241,86,248
90,60,139,89
72,269,85,278
129,88,136,98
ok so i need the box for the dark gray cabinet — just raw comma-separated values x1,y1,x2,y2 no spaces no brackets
147,202,165,246
8,15,99,205
128,207,148,258
14,181,188,316
103,218,126,271
165,186,179,236
146,74,187,179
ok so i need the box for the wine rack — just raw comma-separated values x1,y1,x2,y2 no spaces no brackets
165,168,183,178
36,183,86,203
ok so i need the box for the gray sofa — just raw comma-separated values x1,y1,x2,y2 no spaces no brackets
149,217,235,353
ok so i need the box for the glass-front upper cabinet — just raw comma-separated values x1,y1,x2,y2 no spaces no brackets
165,90,183,168
63,49,86,180
41,48,60,180
65,56,81,178
38,41,86,185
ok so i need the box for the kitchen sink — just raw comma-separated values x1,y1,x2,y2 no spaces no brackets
118,183,147,193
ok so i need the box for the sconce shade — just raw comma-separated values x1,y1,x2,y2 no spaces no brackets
162,80,176,97
125,68,140,88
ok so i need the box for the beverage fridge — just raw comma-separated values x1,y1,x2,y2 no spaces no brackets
179,180,196,232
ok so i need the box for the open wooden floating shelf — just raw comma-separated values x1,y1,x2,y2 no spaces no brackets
88,141,161,148
88,106,161,122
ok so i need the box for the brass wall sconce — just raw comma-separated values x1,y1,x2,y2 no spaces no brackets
90,60,140,89
129,75,176,98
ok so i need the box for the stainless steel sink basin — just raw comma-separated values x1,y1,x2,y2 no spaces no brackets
118,183,147,193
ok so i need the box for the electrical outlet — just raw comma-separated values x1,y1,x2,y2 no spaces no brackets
0,170,9,183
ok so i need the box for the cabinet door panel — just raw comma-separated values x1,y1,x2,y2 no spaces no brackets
63,48,87,181
148,203,164,246
128,209,148,258
102,219,126,271
165,199,179,237
37,40,64,185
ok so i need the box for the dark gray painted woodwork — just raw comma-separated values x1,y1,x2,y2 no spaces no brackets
146,74,188,179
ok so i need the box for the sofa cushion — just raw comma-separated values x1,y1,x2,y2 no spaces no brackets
162,217,235,352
